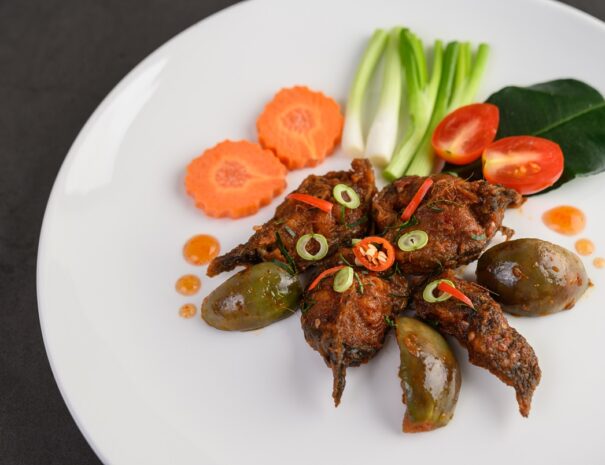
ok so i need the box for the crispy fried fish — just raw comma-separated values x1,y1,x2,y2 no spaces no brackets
373,174,523,275
413,272,541,417
301,258,408,406
208,159,376,277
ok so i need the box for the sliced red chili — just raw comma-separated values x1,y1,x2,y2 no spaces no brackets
401,178,434,221
352,236,395,272
437,281,474,309
308,265,345,291
287,193,334,213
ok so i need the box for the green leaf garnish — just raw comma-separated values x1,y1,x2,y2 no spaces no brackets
354,272,364,294
275,232,297,275
339,253,353,267
346,215,368,229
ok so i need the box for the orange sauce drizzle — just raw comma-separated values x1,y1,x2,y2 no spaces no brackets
593,257,605,269
175,275,201,296
575,239,595,256
542,206,585,236
183,234,220,265
179,303,197,319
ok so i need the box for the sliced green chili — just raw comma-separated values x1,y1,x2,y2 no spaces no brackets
333,266,354,293
296,233,329,261
398,230,429,251
333,184,361,209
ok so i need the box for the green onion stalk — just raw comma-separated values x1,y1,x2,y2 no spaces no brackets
342,29,389,157
383,31,444,180
405,42,490,176
364,27,403,167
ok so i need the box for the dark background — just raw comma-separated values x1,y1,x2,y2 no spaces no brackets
0,0,603,463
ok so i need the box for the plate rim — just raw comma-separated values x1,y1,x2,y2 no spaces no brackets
36,0,605,463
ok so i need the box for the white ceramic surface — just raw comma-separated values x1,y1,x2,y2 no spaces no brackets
37,0,605,464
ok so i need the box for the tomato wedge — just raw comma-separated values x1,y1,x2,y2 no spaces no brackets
432,103,499,165
482,136,564,195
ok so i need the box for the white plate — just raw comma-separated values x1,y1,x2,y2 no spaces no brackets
37,0,605,464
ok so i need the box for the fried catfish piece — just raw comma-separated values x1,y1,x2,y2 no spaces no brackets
413,272,541,417
207,159,376,277
373,174,523,275
301,263,408,406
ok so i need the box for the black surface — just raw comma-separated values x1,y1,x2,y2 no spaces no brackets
0,1,603,464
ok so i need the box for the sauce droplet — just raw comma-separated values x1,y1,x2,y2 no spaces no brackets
183,234,220,265
542,206,585,236
593,257,605,269
179,303,197,319
575,239,595,256
175,274,201,295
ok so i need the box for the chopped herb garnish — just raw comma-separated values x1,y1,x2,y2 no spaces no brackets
272,260,295,275
388,292,408,298
384,315,396,328
284,225,296,238
383,262,402,279
275,231,297,275
346,215,368,229
301,298,316,314
402,216,418,228
394,262,402,276
383,215,418,235
354,271,364,294
471,233,487,241
339,253,353,267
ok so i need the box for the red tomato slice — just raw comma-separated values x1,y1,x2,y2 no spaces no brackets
482,136,564,195
432,103,499,165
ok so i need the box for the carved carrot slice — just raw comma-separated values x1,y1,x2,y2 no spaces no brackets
257,86,344,170
185,140,287,219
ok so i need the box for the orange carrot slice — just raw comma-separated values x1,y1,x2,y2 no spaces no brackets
257,86,344,170
185,140,287,219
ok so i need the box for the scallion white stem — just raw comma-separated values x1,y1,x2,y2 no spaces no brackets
364,27,403,166
406,41,461,176
342,29,389,157
383,33,443,180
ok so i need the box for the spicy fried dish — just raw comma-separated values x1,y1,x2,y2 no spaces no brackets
207,159,375,277
301,258,408,406
373,174,523,274
413,272,541,417
201,157,587,433
176,24,602,438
